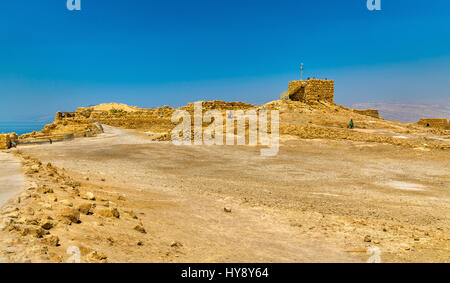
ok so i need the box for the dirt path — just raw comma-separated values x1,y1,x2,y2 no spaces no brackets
0,153,24,208
11,125,449,262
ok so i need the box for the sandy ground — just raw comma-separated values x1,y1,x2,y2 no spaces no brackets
0,153,24,207
1,125,449,262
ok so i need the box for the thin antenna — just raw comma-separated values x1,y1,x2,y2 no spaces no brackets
300,63,304,81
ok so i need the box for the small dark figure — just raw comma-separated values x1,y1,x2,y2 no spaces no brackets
349,119,354,129
49,139,53,144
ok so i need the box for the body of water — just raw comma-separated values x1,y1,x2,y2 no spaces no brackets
0,122,48,136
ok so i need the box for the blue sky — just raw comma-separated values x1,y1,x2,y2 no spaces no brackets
1,0,449,121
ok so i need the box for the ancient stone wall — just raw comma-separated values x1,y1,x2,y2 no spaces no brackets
353,109,380,118
288,79,334,104
0,134,11,150
418,118,450,130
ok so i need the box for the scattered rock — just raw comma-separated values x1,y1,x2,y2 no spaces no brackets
41,203,53,210
17,225,47,238
22,207,35,216
31,193,41,199
42,235,60,246
82,192,96,201
58,208,80,224
19,192,31,200
86,251,108,263
78,203,94,215
171,241,183,248
22,217,39,226
364,235,372,243
30,165,40,172
224,207,232,213
46,195,58,202
72,188,80,197
40,220,54,230
400,244,410,251
38,186,54,194
107,237,114,246
134,224,146,234
96,207,120,219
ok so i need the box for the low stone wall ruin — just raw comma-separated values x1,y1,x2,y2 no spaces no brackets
353,109,380,118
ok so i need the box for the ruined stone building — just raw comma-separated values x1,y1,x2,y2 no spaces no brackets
418,118,450,130
353,109,380,118
288,79,334,104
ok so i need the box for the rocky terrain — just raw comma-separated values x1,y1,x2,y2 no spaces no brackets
0,100,449,263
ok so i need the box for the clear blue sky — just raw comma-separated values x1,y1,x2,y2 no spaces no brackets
1,0,449,121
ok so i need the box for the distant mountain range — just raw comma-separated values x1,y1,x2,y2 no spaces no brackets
350,99,450,123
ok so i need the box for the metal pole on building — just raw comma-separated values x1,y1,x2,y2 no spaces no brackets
300,63,304,81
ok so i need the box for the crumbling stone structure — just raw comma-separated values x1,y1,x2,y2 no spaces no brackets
354,109,380,118
288,79,334,104
55,112,76,120
0,134,11,149
418,118,450,130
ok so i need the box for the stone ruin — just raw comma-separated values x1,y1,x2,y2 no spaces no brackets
418,118,450,130
288,79,334,104
0,133,18,150
353,109,380,118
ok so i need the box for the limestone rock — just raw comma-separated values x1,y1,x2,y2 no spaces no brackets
38,186,54,194
134,224,146,234
96,207,120,219
18,225,47,238
30,165,40,172
58,208,80,224
86,251,108,263
40,220,54,230
46,195,58,202
82,192,95,201
42,235,60,246
171,241,183,248
77,203,94,215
